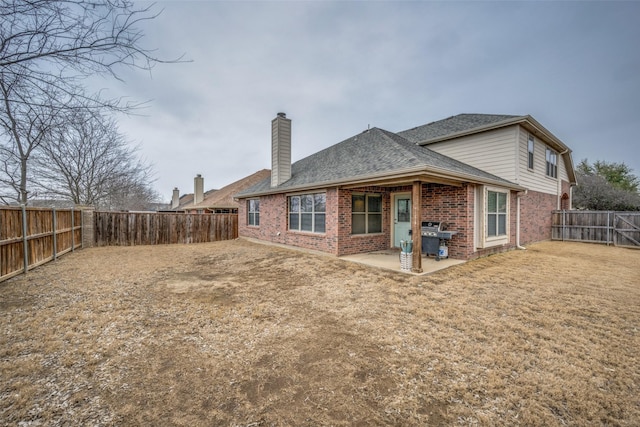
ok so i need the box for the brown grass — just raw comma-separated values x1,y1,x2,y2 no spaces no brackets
1,240,639,426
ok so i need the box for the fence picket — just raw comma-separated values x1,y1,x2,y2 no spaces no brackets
1,206,84,282
552,210,640,248
92,211,238,247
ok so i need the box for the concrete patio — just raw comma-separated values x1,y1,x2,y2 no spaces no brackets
242,238,465,275
340,250,465,275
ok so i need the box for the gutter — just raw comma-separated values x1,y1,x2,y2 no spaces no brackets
236,164,526,199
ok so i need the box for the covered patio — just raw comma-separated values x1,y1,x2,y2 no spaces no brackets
340,249,465,275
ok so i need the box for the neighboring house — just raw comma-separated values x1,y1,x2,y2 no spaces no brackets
235,112,576,272
169,174,217,212
185,169,271,214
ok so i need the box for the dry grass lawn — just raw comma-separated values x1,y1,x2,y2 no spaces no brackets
1,239,639,426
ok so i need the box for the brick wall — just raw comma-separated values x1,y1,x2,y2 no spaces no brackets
518,182,570,245
336,187,393,256
238,181,566,260
238,189,340,254
419,183,477,259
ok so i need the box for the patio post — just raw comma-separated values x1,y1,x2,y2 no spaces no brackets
411,181,423,273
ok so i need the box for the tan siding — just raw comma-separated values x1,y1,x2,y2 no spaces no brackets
427,127,518,182
558,155,569,181
517,127,559,195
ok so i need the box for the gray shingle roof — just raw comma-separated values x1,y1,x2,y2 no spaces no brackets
398,113,522,144
236,126,518,197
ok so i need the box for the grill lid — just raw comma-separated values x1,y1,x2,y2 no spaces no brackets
421,221,441,236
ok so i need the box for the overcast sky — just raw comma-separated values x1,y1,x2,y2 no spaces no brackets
96,0,640,201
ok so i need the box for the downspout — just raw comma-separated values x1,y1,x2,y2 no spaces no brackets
557,148,569,209
516,190,528,250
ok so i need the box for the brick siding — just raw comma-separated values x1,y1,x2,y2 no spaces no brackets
238,180,570,260
518,182,570,244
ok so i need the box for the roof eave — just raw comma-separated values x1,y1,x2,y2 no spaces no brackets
236,165,525,198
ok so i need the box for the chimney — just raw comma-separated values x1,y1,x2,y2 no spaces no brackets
171,187,180,209
271,112,291,187
194,174,204,205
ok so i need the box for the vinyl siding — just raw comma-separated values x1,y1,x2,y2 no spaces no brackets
517,128,561,195
558,155,569,182
426,127,518,182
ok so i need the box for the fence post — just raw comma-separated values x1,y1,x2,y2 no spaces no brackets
607,211,611,246
562,210,566,241
80,206,95,248
21,204,28,274
52,208,58,260
71,207,75,252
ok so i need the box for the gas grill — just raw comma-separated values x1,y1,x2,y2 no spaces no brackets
421,221,458,261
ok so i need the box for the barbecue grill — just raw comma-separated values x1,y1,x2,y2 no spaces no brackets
421,221,458,261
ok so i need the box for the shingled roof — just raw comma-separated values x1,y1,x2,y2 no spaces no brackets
398,113,522,144
191,169,271,210
236,127,521,198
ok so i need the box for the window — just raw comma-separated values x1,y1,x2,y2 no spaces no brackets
289,193,326,233
352,194,382,234
546,148,558,178
486,190,507,237
527,135,535,170
247,199,259,226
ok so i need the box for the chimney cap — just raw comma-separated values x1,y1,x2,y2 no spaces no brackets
277,112,286,118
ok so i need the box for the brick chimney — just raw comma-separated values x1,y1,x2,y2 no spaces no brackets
271,112,291,187
194,174,204,205
171,187,180,209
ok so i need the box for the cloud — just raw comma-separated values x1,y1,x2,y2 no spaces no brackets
89,0,640,199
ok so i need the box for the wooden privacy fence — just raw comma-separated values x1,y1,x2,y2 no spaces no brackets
1,206,83,282
552,210,640,248
93,211,238,246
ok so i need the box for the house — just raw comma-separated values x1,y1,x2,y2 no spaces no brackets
169,174,217,212
235,112,576,272
185,169,271,214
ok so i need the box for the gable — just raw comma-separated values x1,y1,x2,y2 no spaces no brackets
399,113,576,185
423,126,519,183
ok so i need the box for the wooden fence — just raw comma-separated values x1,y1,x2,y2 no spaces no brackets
93,211,238,246
1,206,83,282
551,210,640,248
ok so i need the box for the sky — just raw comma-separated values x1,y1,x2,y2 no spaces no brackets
94,0,640,202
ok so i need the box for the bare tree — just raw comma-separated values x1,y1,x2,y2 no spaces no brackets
32,110,159,210
0,0,181,204
0,0,171,102
573,174,640,211
0,74,60,203
574,163,640,211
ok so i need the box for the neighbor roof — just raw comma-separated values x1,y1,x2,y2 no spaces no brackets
236,127,522,198
191,169,271,209
174,189,217,211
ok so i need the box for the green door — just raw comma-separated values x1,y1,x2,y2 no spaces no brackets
394,196,411,248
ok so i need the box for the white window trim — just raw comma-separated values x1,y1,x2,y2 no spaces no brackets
288,192,326,234
527,134,535,171
247,198,260,227
477,186,510,249
351,193,383,235
546,147,558,179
